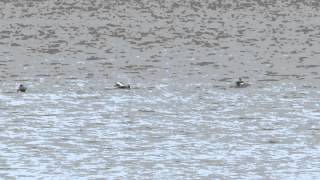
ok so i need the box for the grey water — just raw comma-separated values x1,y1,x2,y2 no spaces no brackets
1,0,320,179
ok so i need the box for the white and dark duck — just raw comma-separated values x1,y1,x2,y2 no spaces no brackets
17,84,27,93
115,82,130,89
235,78,249,88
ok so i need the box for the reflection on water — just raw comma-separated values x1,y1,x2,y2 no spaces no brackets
1,82,320,179
1,0,320,179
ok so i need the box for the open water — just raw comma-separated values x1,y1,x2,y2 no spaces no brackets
1,0,320,179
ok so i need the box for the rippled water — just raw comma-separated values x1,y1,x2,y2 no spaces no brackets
1,0,320,179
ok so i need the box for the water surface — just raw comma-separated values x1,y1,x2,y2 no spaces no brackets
1,0,320,179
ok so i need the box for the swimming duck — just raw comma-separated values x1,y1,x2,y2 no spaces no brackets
236,78,244,87
17,84,27,93
115,82,130,89
235,78,249,88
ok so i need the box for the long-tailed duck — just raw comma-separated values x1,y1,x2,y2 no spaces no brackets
17,84,27,93
235,78,249,88
115,82,130,89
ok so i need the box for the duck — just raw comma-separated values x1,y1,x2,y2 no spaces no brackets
115,82,130,89
235,78,249,88
17,84,27,93
236,78,244,87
